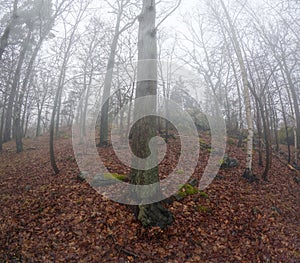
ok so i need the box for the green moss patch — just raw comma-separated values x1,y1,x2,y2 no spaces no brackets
196,205,211,214
102,173,127,181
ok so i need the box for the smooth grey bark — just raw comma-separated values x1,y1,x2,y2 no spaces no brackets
130,0,173,229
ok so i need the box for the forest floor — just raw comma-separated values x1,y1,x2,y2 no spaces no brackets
0,130,299,262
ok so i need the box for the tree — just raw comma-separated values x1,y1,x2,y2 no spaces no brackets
15,0,55,152
3,24,32,142
98,0,138,147
0,0,18,60
218,0,255,180
50,0,90,174
129,0,173,228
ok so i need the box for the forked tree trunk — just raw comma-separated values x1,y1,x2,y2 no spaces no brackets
130,0,173,229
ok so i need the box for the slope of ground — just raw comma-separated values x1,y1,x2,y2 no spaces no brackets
0,132,299,262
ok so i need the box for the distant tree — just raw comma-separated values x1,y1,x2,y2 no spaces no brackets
50,0,90,174
0,0,18,60
218,0,255,180
15,0,55,152
99,0,138,147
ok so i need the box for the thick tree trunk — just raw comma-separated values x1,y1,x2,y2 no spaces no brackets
130,0,173,229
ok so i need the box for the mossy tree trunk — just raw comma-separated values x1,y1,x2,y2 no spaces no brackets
130,0,173,229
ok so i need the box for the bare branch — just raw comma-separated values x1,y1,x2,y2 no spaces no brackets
155,0,182,31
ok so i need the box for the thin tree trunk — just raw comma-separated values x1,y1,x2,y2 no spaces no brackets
126,82,135,139
262,96,271,181
0,0,19,60
49,0,89,174
255,100,263,166
15,36,44,152
282,59,300,150
219,0,254,178
99,12,122,147
21,85,30,137
55,84,63,136
50,87,60,174
3,27,32,142
36,108,42,137
278,87,291,163
0,103,6,152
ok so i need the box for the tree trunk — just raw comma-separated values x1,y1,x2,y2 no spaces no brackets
15,36,44,152
55,85,63,136
130,0,173,229
261,96,271,181
0,103,6,152
219,0,254,178
282,60,300,150
278,87,291,163
50,87,60,174
255,100,263,167
49,1,89,174
3,27,32,142
0,0,19,60
36,108,42,137
99,12,122,147
126,82,135,139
